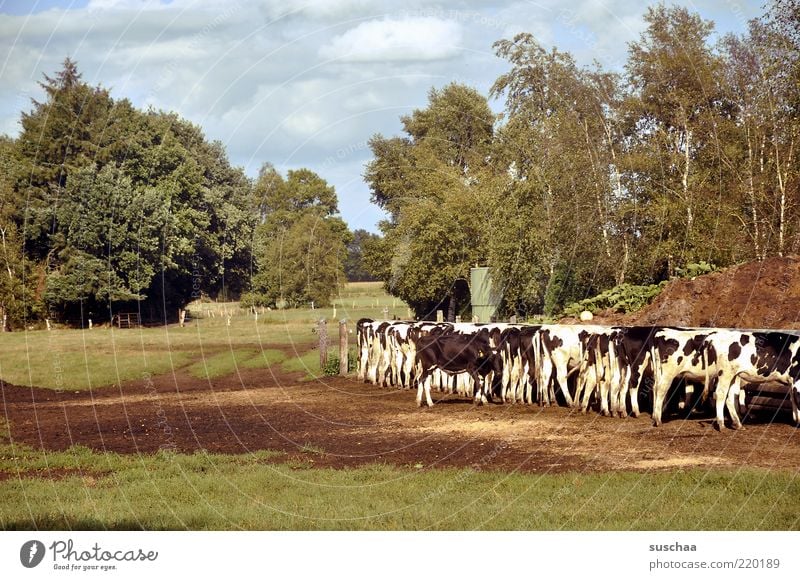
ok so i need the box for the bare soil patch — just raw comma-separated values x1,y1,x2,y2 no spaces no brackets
3,361,799,474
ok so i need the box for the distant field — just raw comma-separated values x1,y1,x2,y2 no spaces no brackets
0,282,407,390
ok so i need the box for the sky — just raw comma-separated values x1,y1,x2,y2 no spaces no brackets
0,0,765,232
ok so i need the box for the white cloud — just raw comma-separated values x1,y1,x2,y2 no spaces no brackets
87,0,170,11
320,16,463,62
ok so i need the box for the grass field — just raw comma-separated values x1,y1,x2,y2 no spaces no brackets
0,282,404,390
1,440,797,530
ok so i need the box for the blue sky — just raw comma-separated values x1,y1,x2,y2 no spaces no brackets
0,0,764,232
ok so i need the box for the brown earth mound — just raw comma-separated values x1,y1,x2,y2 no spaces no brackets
589,256,800,330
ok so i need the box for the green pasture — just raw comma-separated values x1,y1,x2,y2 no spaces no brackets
0,282,403,390
0,440,797,530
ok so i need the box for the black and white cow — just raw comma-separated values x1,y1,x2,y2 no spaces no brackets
413,332,502,407
537,325,611,407
614,326,659,418
705,330,800,430
648,328,716,427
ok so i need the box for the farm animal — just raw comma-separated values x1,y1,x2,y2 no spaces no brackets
412,332,502,407
357,319,800,429
704,330,800,430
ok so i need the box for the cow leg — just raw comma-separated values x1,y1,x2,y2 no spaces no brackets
470,371,484,405
416,372,426,407
651,377,670,427
580,366,597,413
597,362,611,417
555,363,574,408
725,377,744,430
614,371,627,418
418,373,434,407
538,358,552,406
713,374,730,431
679,384,694,411
792,381,800,425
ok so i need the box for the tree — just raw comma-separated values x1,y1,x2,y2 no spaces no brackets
489,34,628,313
344,229,380,282
623,6,739,274
247,168,349,308
9,59,255,324
364,83,497,319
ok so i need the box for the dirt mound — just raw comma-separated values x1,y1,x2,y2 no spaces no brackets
591,256,800,330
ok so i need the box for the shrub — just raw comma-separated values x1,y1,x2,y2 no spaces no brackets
322,350,358,376
561,281,668,317
560,261,719,317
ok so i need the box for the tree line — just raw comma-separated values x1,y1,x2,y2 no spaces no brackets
364,2,800,319
0,59,374,328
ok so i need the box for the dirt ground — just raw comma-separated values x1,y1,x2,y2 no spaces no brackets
3,359,800,475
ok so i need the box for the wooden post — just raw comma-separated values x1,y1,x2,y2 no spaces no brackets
339,319,348,376
46,318,51,331
436,310,444,323
382,306,389,320
455,315,461,323
318,319,328,371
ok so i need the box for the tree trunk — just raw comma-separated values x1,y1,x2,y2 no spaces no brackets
582,119,611,259
746,124,760,259
447,290,456,323
683,129,693,239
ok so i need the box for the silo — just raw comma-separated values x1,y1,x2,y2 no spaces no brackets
470,267,501,322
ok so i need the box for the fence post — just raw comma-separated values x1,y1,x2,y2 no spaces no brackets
318,319,328,371
339,319,348,376
436,310,444,323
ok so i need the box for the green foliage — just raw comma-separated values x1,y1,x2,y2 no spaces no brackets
674,261,718,279
248,168,350,309
8,58,255,324
364,83,497,318
562,281,669,317
321,350,357,376
561,262,720,316
345,229,380,282
542,264,575,317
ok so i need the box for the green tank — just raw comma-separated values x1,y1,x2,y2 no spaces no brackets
470,267,501,323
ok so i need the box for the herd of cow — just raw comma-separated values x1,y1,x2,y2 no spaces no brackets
356,319,800,430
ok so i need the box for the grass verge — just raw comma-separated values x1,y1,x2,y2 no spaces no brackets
0,442,797,531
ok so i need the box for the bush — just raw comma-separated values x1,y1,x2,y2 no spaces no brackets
561,281,668,317
560,261,719,317
322,349,358,376
674,260,717,279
